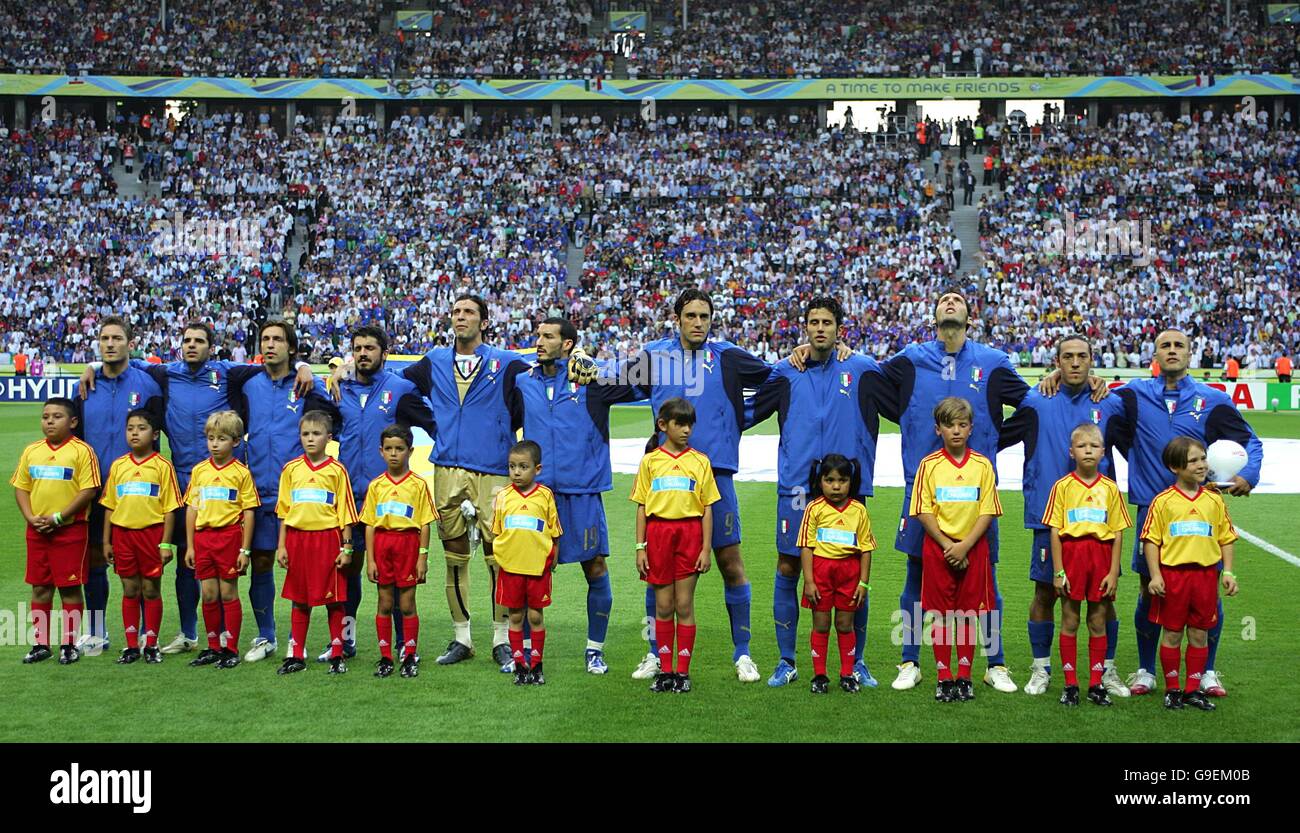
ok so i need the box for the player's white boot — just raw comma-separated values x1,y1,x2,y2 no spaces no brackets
1024,661,1051,695
891,661,922,690
159,633,197,655
983,665,1018,693
1200,669,1227,697
244,637,277,663
735,654,761,683
1102,662,1131,697
631,651,660,680
1125,667,1157,696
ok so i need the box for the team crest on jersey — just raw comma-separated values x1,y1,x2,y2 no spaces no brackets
488,359,501,374
702,350,715,373
1166,398,1177,415
381,390,393,406
970,367,983,383
780,519,788,534
128,392,141,407
840,372,852,387
1090,408,1101,424
208,370,219,388
568,380,579,395
1193,396,1206,412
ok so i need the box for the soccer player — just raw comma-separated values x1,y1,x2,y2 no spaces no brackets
1110,329,1261,697
1141,437,1239,711
998,334,1129,697
797,455,875,694
12,398,101,664
749,296,886,688
100,409,182,664
184,410,260,669
910,397,1002,704
875,290,1104,694
316,325,434,662
77,321,314,656
361,424,437,679
1042,423,1132,706
492,440,562,685
380,295,531,669
72,316,164,655
508,317,638,673
621,289,776,684
231,319,340,663
275,411,359,675
632,398,720,694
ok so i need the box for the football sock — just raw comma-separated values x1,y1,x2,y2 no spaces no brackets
143,598,162,648
724,583,752,662
585,573,612,646
1029,619,1054,670
955,619,976,680
509,627,527,669
1059,633,1078,687
1205,600,1224,670
345,572,362,643
1185,645,1209,693
249,569,276,643
327,605,345,659
221,598,242,650
810,630,829,677
531,628,546,665
900,556,923,664
176,564,200,641
87,566,110,638
445,559,471,632
655,619,674,673
1088,635,1107,687
1159,644,1181,691
123,596,142,650
853,596,868,662
377,615,394,660
202,601,222,650
1105,617,1119,661
931,617,952,682
675,623,696,674
1134,592,1159,671
645,586,658,654
401,615,419,659
289,606,309,660
31,601,52,647
394,610,406,650
62,601,83,645
983,563,1005,667
773,573,799,664
838,629,856,677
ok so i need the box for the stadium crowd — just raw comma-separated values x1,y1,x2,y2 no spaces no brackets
1,95,1295,371
977,104,1299,373
0,1,1294,80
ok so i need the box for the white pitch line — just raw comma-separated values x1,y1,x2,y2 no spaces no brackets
1235,527,1300,568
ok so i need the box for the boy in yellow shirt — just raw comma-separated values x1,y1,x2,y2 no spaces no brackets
275,411,358,675
1042,423,1131,706
101,410,183,664
492,439,562,685
361,425,437,679
184,411,260,669
910,397,1001,704
11,398,101,664
1142,436,1238,712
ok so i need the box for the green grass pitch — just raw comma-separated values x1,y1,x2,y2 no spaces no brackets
1,404,1297,742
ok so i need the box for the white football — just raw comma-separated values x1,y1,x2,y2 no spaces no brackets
1206,439,1248,483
